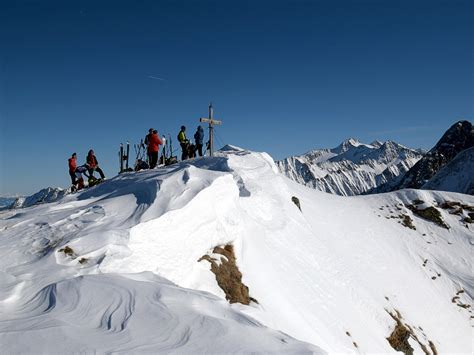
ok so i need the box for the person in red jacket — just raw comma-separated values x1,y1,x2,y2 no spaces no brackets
147,130,162,169
68,153,77,185
87,149,106,179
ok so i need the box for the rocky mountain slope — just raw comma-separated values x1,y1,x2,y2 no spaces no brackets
422,146,474,195
378,120,473,193
1,187,67,210
276,139,423,196
0,197,16,209
1,146,472,353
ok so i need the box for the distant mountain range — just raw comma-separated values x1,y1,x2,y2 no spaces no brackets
276,138,423,196
278,120,473,196
0,197,17,209
0,187,67,210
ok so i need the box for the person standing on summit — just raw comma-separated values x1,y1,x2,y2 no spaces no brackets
144,128,153,164
194,125,204,157
178,125,189,161
86,149,106,179
68,153,77,185
148,129,162,169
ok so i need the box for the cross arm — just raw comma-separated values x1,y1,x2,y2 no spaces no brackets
200,118,222,125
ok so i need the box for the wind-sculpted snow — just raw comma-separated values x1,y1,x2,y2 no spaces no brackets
0,157,321,353
0,273,318,353
1,146,473,353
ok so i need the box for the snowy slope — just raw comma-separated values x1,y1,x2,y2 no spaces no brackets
277,138,423,196
422,147,474,195
1,146,472,354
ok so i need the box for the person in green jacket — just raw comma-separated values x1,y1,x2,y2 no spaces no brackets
177,125,189,160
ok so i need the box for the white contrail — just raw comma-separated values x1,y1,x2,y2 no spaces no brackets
148,75,166,81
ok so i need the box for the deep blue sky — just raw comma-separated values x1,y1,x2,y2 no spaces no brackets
1,0,472,195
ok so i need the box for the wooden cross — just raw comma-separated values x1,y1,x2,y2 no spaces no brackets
200,103,222,157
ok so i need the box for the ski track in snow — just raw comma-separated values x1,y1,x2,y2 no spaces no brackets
0,145,473,353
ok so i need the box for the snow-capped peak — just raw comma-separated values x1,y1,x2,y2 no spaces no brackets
332,137,361,154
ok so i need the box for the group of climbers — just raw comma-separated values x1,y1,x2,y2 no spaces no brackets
68,150,105,191
177,125,205,160
67,125,206,189
142,125,205,167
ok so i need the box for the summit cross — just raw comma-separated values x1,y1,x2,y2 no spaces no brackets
199,103,222,157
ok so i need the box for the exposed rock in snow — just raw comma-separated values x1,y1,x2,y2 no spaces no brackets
0,147,472,353
199,244,254,305
276,139,423,196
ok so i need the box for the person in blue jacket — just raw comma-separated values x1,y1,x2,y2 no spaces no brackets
194,125,205,157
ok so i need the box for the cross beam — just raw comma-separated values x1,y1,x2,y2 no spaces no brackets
200,103,222,157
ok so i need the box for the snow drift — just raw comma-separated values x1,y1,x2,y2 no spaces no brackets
0,146,472,354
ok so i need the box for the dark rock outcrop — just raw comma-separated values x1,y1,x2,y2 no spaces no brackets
377,121,473,192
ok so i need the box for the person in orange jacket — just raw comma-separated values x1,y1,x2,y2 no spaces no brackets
68,153,77,185
86,149,106,179
147,129,162,169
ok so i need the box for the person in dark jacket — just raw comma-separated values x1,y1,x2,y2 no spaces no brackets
177,125,189,161
86,149,106,179
148,130,162,169
68,153,77,185
193,125,205,157
144,128,153,164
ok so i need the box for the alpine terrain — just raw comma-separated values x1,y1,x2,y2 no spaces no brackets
377,120,474,194
422,146,474,195
0,197,17,209
0,146,472,354
2,187,67,210
276,139,423,196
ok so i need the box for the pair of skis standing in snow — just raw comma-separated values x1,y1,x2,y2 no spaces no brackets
68,150,106,192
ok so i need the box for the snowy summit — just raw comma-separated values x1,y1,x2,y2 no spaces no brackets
0,146,473,354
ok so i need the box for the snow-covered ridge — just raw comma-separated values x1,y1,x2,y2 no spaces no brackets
1,147,472,353
276,138,423,196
